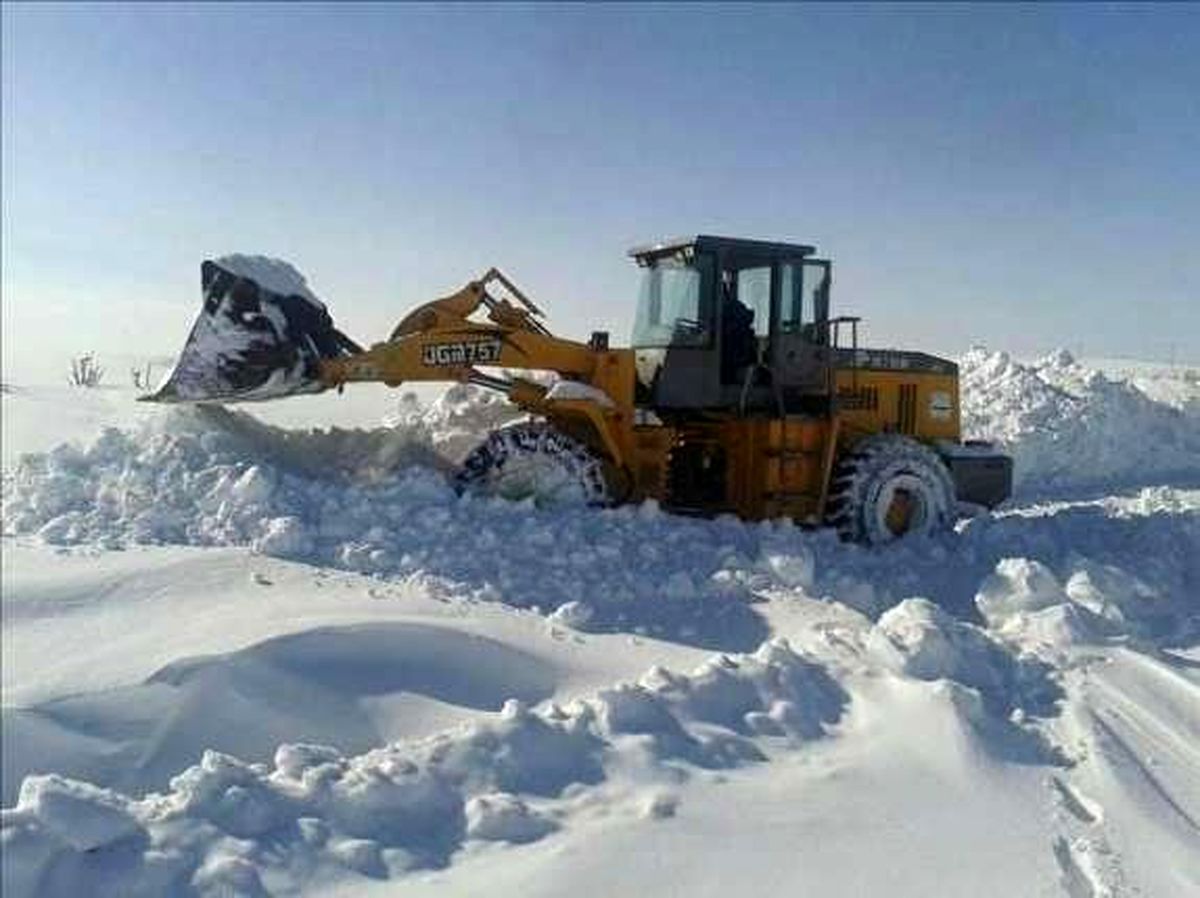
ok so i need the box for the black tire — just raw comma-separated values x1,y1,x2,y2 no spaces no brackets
454,422,611,508
826,434,955,544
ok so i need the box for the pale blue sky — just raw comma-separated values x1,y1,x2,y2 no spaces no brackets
3,2,1199,377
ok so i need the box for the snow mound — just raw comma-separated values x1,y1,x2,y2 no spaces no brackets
805,485,1199,645
869,598,1059,717
2,623,560,804
0,641,845,897
961,348,1200,493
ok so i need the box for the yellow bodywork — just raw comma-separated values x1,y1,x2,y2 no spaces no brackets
318,269,960,523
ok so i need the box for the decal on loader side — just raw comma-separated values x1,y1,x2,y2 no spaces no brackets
421,338,503,367
929,391,953,420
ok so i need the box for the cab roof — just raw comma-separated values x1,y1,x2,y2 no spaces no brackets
627,235,817,263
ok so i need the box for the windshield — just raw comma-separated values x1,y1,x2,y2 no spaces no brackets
631,255,711,348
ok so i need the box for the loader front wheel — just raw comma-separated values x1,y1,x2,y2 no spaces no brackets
825,435,955,544
455,422,611,509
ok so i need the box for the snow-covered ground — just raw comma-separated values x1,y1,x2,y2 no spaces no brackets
2,350,1198,897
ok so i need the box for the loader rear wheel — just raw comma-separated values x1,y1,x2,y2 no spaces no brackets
455,422,611,508
825,434,955,544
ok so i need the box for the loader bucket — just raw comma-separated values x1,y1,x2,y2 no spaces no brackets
144,260,360,404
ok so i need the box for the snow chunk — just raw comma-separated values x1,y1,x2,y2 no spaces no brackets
996,602,1099,654
545,380,616,408
231,465,274,505
975,558,1067,627
465,793,557,843
252,515,312,558
762,549,814,590
16,775,142,851
328,837,387,877
641,790,679,820
273,743,344,781
549,600,594,630
192,853,269,897
1063,563,1172,634
870,599,1058,716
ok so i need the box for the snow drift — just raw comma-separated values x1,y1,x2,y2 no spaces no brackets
2,640,848,897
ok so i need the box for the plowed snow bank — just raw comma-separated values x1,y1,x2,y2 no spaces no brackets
961,348,1200,492
5,371,1199,646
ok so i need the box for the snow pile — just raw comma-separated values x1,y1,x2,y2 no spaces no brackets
1091,358,1200,416
860,598,1066,766
5,350,1199,652
384,383,525,461
960,348,1200,493
5,403,1199,647
213,254,323,305
870,597,1059,717
804,485,1200,644
2,407,822,649
0,640,845,897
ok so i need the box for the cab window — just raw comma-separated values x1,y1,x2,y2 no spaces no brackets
780,262,805,333
780,261,829,338
632,254,714,347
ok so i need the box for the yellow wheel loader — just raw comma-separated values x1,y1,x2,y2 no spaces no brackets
147,236,1011,543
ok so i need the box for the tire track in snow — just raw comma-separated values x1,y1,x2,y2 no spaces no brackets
1090,712,1200,835
1052,776,1101,825
1053,835,1099,898
1049,776,1124,898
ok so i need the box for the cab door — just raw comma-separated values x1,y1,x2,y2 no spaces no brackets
772,259,831,398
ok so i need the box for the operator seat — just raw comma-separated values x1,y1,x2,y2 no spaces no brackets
720,280,757,384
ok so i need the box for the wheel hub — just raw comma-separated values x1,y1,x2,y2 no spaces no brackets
872,472,932,541
884,488,916,535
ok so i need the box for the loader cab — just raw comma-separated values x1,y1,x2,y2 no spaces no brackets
630,235,832,413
